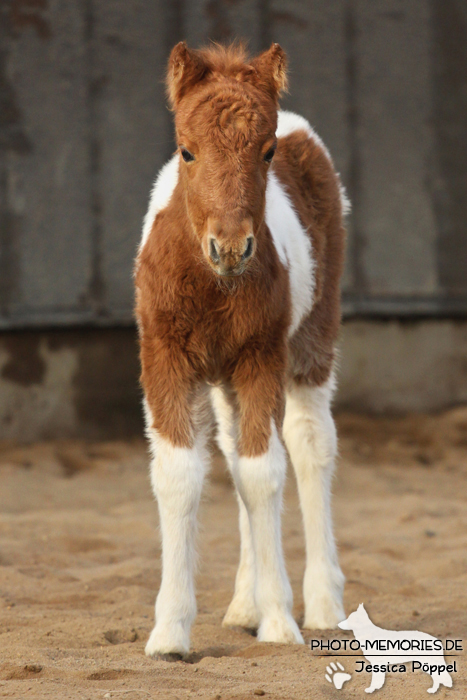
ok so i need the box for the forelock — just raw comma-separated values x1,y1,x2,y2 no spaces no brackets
181,84,273,151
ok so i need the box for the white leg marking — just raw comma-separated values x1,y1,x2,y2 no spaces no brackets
223,493,260,629
283,373,345,629
232,422,303,644
144,404,208,657
210,387,260,629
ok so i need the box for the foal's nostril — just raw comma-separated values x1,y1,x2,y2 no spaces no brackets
242,237,254,261
209,238,220,263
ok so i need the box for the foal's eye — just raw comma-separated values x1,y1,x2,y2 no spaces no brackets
263,146,276,163
180,148,195,163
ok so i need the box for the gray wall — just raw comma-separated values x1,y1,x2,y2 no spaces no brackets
2,320,467,441
1,0,466,330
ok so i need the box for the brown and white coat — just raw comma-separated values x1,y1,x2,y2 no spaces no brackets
135,42,348,657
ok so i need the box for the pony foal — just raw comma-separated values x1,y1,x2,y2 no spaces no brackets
135,41,348,657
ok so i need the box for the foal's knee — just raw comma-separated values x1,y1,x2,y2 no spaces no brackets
234,423,287,508
150,438,206,512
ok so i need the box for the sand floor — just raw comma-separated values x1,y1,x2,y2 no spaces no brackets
0,409,466,699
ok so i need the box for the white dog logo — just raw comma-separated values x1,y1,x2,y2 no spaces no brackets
338,604,453,694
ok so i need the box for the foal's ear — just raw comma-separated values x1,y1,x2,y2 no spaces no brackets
167,42,209,108
251,43,288,100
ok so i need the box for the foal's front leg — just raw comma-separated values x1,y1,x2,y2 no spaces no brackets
231,359,303,644
141,340,208,658
145,419,207,657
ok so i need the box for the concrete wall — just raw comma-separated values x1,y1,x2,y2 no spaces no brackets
0,329,141,442
1,0,466,329
1,322,467,442
338,320,467,413
1,1,466,439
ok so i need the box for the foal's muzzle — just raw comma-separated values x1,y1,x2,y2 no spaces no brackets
208,234,255,276
205,217,256,276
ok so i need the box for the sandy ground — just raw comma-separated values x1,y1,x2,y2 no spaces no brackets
0,409,466,699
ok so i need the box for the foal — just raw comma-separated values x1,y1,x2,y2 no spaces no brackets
135,42,348,657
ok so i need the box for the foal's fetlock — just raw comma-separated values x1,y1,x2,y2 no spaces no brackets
145,621,191,658
303,599,345,630
223,594,260,630
257,611,304,644
303,588,345,630
302,564,345,630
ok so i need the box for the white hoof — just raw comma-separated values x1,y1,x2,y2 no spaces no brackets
145,622,190,658
223,595,260,629
257,612,304,644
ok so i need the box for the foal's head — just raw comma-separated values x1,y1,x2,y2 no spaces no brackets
167,42,287,277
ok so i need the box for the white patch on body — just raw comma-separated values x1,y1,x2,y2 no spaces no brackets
276,109,351,216
277,109,332,161
283,370,345,629
139,154,179,252
265,170,315,336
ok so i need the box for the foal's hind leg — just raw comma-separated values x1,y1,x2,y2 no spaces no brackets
224,495,261,629
283,373,345,629
210,387,260,629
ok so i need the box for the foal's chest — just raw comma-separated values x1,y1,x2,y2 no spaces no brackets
171,280,281,378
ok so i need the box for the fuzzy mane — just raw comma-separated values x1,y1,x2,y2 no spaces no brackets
195,42,256,81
